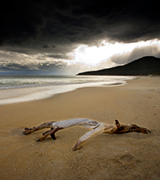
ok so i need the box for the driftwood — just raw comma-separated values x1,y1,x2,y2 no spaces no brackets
23,118,150,151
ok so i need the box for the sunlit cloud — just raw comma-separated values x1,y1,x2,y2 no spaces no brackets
71,39,160,67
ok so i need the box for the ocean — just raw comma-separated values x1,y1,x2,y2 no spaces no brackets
0,75,134,105
0,75,134,89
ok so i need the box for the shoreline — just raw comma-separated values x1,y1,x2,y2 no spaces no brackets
0,76,160,179
0,76,134,105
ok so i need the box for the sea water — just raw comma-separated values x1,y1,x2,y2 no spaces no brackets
0,75,134,89
0,75,134,105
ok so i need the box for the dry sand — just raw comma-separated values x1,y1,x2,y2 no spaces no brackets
0,76,160,180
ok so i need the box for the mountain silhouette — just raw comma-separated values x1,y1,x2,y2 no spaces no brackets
77,56,160,76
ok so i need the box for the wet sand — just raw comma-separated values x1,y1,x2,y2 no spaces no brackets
0,76,160,180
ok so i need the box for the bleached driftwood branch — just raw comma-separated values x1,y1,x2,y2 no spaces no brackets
23,118,150,151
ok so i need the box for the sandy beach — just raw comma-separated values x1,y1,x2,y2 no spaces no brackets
0,76,160,180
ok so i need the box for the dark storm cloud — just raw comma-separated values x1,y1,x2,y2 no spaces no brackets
1,0,160,52
1,0,160,75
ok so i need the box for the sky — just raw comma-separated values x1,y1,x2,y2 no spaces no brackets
0,0,160,75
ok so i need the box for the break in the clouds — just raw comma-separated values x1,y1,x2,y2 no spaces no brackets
0,0,160,75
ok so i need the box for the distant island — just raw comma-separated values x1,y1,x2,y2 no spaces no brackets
77,56,160,76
